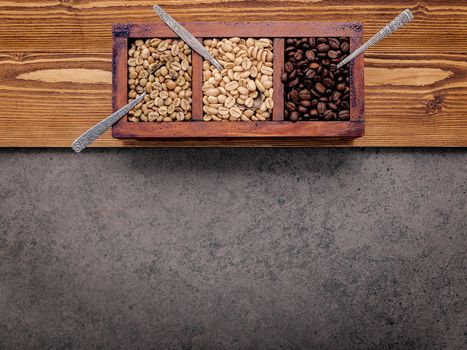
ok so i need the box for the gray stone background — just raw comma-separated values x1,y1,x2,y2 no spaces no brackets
0,148,466,350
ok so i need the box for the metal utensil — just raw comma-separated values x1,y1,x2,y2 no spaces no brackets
153,5,223,71
337,9,414,70
71,92,146,153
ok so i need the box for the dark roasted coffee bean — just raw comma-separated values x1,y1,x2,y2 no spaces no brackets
341,101,350,110
308,38,316,47
299,89,312,100
323,110,336,120
284,61,294,73
286,38,295,46
326,89,333,96
323,78,334,88
317,102,326,114
281,72,288,83
322,58,331,66
305,50,316,61
337,83,346,91
302,113,311,119
311,99,318,107
328,50,339,59
288,77,299,88
310,89,320,97
305,69,316,79
309,62,320,69
319,97,329,102
290,111,299,122
331,91,341,102
286,102,296,111
289,90,300,102
293,51,303,61
284,110,289,119
315,82,326,94
288,69,297,80
297,105,308,113
329,38,340,49
310,109,318,117
339,110,350,120
297,60,308,69
340,42,350,52
317,43,330,52
330,64,337,72
328,102,338,110
317,52,327,58
300,100,312,107
317,37,328,44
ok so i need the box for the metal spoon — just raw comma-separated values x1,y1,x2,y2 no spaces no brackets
337,9,414,70
71,62,166,153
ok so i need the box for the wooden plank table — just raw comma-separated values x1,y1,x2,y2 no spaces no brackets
0,0,466,147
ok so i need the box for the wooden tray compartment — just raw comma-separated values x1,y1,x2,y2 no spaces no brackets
112,22,364,139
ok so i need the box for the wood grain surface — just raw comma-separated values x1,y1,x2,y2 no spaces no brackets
0,0,466,147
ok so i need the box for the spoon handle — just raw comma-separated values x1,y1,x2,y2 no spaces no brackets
71,92,146,153
337,9,413,70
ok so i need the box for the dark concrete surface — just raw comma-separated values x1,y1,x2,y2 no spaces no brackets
0,148,466,350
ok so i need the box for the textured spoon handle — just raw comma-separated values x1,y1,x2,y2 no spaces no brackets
71,92,146,153
337,9,413,69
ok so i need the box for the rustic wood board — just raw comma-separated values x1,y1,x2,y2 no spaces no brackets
0,0,466,147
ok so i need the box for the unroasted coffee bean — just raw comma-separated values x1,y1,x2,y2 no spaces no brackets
283,37,350,121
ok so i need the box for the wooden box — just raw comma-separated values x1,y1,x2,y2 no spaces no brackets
112,22,364,139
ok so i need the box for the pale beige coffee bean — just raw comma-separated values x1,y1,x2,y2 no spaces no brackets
229,106,242,118
264,97,274,109
218,106,229,115
224,96,236,108
148,111,159,122
205,88,220,96
218,94,227,104
245,98,254,108
157,41,168,51
207,96,218,104
159,106,168,116
171,62,181,71
176,112,185,121
260,66,273,76
181,99,190,111
204,106,218,115
225,81,239,91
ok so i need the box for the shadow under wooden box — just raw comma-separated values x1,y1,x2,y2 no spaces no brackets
112,22,364,139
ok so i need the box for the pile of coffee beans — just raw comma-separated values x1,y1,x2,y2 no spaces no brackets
127,38,192,122
282,37,351,122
